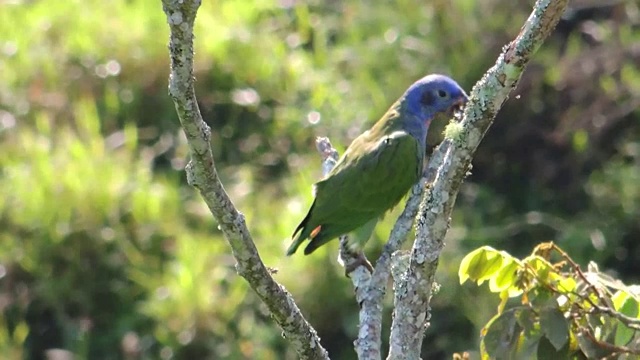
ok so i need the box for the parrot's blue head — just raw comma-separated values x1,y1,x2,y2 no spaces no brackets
403,74,468,124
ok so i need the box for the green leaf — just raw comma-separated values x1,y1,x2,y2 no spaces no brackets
612,290,639,346
516,307,537,336
481,308,521,360
613,290,639,317
459,247,484,284
613,319,635,347
539,307,569,350
459,247,504,285
490,259,519,293
514,331,542,360
556,277,577,294
477,254,505,285
524,256,554,281
530,288,555,308
537,334,569,359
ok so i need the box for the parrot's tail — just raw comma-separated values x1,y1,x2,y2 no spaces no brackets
286,202,316,256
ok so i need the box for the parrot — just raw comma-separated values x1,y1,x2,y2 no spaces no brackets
287,74,468,257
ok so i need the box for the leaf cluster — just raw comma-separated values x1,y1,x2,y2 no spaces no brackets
460,243,640,359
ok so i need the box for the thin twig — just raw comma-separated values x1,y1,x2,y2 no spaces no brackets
316,137,383,360
581,328,640,355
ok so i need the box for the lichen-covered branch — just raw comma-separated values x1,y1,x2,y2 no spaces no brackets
316,137,433,360
160,1,328,359
387,0,570,359
317,136,381,359
348,165,435,360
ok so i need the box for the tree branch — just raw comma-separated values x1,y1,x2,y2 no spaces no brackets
347,166,436,360
316,136,381,359
160,1,329,359
387,1,570,359
316,137,433,360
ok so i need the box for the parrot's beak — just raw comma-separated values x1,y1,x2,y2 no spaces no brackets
450,94,468,120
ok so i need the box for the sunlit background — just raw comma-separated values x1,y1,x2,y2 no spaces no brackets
0,0,638,358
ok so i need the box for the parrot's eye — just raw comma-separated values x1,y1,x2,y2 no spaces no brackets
437,90,449,98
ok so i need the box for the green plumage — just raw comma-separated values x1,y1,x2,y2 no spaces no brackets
288,101,422,255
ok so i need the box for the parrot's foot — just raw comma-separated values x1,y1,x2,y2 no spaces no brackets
345,251,374,276
338,236,373,276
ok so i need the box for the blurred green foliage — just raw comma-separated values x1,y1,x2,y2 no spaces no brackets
0,0,638,359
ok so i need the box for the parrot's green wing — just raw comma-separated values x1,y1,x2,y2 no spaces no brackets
288,125,422,255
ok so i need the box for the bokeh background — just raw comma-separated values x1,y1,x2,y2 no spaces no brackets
1,0,639,359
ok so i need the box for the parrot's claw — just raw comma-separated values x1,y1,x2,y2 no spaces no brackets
338,237,374,275
345,251,374,276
